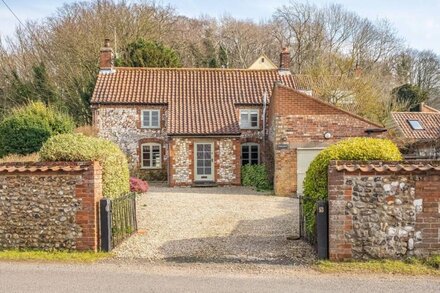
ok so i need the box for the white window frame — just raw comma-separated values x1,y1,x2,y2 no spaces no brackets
141,109,160,129
141,143,162,169
241,143,260,165
240,109,259,129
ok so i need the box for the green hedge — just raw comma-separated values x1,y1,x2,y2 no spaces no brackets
303,138,402,237
241,164,272,191
40,133,130,199
0,102,74,157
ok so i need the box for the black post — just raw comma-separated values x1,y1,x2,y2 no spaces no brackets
316,200,328,259
100,198,112,252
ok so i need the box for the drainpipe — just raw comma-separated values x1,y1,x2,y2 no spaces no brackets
262,91,268,162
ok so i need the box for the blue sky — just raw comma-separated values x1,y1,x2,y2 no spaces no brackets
1,0,439,53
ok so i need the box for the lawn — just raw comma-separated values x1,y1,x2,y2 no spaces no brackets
0,250,110,263
316,256,440,276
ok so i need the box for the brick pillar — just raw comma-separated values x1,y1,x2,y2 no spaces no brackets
75,161,103,251
328,163,353,260
415,176,440,255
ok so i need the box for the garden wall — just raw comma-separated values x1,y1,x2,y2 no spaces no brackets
0,161,102,251
328,161,440,261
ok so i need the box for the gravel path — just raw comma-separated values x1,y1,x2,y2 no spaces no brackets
113,185,316,265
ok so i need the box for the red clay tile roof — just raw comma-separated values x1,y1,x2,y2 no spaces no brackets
391,112,440,140
91,67,296,135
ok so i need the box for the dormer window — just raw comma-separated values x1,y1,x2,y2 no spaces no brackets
240,109,259,129
408,120,423,130
141,110,160,128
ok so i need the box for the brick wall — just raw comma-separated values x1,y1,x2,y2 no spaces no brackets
0,161,102,251
269,85,381,196
328,161,440,261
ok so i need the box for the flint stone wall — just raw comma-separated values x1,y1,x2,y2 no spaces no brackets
94,106,168,169
0,161,102,251
328,161,440,261
169,138,241,186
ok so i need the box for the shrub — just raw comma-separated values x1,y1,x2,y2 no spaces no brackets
0,102,74,157
130,177,149,193
303,138,402,236
241,164,272,191
40,133,130,198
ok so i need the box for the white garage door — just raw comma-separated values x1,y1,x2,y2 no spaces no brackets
297,148,324,195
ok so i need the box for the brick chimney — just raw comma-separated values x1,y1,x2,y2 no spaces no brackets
99,38,114,72
279,47,291,71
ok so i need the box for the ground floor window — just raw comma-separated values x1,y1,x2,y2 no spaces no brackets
241,143,259,165
141,143,161,169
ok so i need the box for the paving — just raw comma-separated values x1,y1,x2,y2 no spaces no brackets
113,185,315,265
2,261,439,293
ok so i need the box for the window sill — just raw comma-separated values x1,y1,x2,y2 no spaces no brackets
140,126,161,129
140,166,162,170
240,128,260,130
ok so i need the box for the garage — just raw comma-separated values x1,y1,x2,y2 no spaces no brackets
296,148,324,195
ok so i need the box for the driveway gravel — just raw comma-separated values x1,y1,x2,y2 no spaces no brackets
113,185,316,265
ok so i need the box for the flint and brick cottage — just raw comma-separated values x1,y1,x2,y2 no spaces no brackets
91,39,383,195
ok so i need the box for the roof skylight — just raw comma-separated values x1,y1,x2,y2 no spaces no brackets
408,120,424,130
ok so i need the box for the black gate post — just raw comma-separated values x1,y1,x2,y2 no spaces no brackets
316,200,328,259
100,198,112,252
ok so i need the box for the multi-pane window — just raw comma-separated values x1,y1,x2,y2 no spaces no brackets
240,109,259,129
241,143,259,165
141,143,161,169
141,110,160,128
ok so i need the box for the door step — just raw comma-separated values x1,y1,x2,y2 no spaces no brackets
192,181,218,187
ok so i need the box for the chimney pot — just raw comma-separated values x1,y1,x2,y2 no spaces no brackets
279,47,291,71
104,38,110,47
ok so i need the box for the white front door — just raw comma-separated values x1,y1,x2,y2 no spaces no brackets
195,142,214,181
297,148,324,195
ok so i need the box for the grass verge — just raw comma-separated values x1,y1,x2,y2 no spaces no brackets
0,250,110,263
316,257,440,276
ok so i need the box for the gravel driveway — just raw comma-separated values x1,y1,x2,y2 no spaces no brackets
113,185,315,265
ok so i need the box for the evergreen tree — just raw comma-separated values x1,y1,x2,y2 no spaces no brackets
117,39,181,68
392,83,428,111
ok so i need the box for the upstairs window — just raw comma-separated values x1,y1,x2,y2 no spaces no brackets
240,109,259,129
408,120,423,130
141,110,160,128
141,143,161,169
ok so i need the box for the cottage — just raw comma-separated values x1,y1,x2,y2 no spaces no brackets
389,104,440,159
91,39,383,195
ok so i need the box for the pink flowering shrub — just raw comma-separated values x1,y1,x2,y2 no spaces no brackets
130,177,149,193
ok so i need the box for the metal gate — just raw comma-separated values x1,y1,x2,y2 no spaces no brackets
100,193,138,251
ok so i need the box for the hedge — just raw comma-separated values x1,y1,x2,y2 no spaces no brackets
241,164,272,191
303,138,402,237
0,102,74,157
40,133,130,198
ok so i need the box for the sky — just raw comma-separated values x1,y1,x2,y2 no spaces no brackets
1,0,440,53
